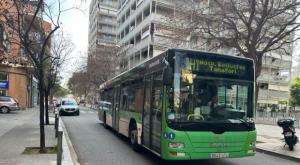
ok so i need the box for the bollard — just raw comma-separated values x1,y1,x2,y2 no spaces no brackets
57,131,63,165
55,114,58,130
55,115,59,138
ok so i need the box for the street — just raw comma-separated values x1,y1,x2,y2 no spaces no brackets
62,106,299,165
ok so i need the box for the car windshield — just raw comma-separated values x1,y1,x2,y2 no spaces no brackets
62,100,77,106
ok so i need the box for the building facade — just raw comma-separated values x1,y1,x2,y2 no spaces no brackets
0,0,49,108
88,0,118,58
87,0,119,104
116,0,293,110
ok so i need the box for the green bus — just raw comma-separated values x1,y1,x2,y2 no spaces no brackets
98,49,256,160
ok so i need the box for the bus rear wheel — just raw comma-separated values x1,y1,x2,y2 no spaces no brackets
129,124,141,151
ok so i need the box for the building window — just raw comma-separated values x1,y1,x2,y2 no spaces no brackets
126,9,130,19
136,14,142,26
259,83,268,90
0,72,8,81
151,1,156,13
135,33,141,44
0,24,4,43
142,47,148,59
0,72,8,96
135,52,140,62
144,5,150,18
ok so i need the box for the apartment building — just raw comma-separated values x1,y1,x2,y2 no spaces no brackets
0,0,45,108
87,0,118,104
88,0,118,61
116,0,293,109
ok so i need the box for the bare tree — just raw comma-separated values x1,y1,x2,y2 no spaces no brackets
68,71,90,98
1,0,84,153
87,44,119,88
44,29,74,125
166,0,300,102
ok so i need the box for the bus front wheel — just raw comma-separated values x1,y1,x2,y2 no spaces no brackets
103,112,108,129
129,124,141,151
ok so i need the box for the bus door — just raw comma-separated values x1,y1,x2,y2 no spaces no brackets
142,75,152,147
150,72,163,153
112,86,120,131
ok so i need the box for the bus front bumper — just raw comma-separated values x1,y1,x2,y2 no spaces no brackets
163,149,256,160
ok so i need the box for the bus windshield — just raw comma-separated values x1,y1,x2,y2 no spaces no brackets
168,78,252,122
167,53,254,130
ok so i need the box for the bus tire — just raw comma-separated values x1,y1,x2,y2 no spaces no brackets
103,112,108,129
129,123,141,151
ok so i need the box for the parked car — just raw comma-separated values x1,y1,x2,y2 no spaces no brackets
0,96,20,113
57,98,80,116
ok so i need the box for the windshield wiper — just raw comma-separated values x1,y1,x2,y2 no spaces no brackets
235,119,255,130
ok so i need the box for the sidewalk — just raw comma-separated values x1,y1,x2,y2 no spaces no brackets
0,107,78,165
256,124,300,161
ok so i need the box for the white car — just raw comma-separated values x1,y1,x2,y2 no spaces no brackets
58,98,80,116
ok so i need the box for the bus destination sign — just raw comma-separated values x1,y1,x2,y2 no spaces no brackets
187,58,247,76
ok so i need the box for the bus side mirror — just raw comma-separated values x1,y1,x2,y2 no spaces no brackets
163,67,172,85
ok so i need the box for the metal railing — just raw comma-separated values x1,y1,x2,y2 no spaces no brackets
255,111,300,128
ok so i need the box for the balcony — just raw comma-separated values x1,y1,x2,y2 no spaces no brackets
98,20,117,26
98,29,116,35
258,89,289,101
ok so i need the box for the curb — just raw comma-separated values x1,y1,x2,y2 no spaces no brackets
60,117,81,165
256,147,300,162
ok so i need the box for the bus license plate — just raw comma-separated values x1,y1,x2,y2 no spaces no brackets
210,153,229,159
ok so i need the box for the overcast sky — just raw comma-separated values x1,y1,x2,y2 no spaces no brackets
53,0,92,86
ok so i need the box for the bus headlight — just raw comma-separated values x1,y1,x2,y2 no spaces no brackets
249,141,256,147
169,142,185,149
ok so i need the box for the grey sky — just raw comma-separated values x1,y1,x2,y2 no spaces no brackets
55,0,91,86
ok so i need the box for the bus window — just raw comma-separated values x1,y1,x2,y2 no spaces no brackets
120,87,128,111
151,72,163,152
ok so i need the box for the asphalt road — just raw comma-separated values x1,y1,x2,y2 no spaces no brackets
62,106,299,165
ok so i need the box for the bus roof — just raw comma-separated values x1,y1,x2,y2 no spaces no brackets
169,48,254,62
99,49,254,90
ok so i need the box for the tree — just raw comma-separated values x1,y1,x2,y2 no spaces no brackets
1,0,83,153
290,77,300,108
68,71,90,98
53,83,69,97
44,29,73,125
170,0,299,103
85,43,119,104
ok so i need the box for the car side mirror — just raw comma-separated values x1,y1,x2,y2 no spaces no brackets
163,67,172,85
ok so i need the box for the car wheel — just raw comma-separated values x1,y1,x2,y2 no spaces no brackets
1,107,10,114
76,111,80,116
59,111,63,116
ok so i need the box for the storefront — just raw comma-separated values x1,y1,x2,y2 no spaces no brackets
0,65,36,109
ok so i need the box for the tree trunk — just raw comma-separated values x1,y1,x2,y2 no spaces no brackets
45,90,49,125
39,69,46,153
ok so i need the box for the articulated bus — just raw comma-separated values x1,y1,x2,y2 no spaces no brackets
98,49,256,160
